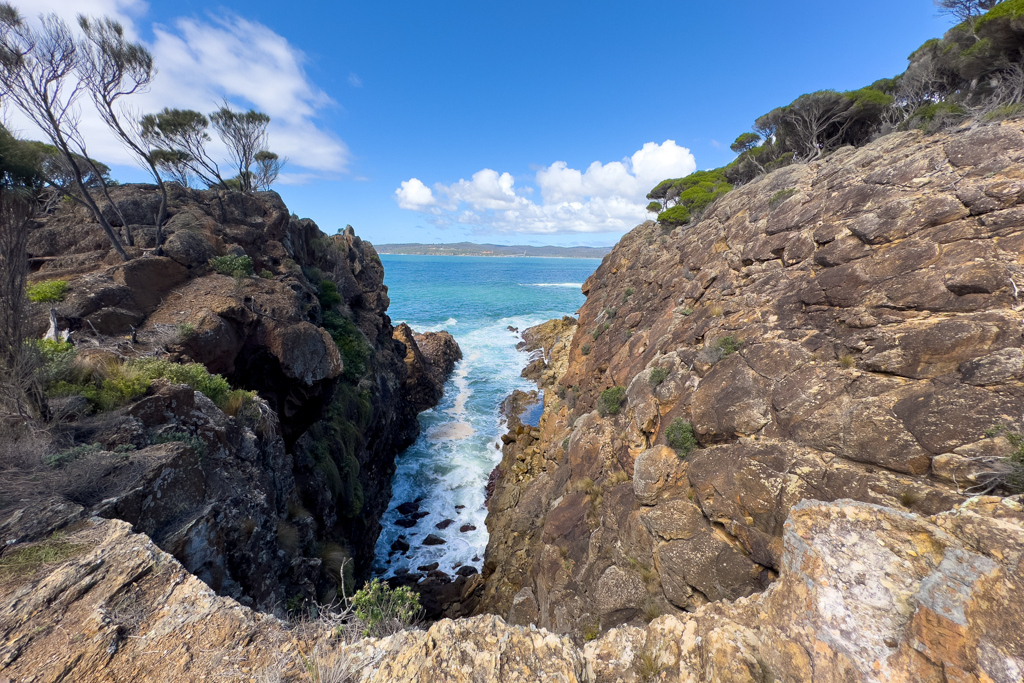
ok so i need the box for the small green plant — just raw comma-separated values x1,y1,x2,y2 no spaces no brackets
598,386,626,416
648,366,668,387
665,418,697,458
623,287,634,302
717,335,741,355
318,280,343,308
259,269,274,279
839,354,855,369
561,436,570,451
582,620,600,642
45,442,104,468
768,188,798,208
636,645,668,683
678,306,694,316
177,323,197,339
209,254,254,277
581,344,591,356
592,322,610,340
604,307,617,319
349,578,421,637
27,280,69,303
709,304,724,317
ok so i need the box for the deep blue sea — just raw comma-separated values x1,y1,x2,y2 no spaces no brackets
371,255,599,577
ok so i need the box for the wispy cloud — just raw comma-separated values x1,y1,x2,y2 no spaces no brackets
348,72,362,88
394,141,696,235
6,0,349,175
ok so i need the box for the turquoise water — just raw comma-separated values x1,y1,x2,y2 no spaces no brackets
371,255,599,577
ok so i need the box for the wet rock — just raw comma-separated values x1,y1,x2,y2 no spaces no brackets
390,537,410,553
459,524,477,533
435,519,455,529
411,511,430,520
395,518,417,529
422,534,446,546
396,501,420,515
417,562,440,572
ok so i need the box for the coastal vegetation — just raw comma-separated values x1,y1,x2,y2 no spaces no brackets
647,0,1024,226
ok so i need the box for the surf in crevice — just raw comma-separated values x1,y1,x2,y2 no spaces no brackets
371,255,595,578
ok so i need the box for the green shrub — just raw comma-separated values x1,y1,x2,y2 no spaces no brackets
259,269,274,279
322,312,370,381
623,287,634,302
581,344,591,356
598,386,626,416
646,201,662,214
649,367,668,387
717,335,742,356
209,255,254,277
132,358,232,406
665,419,697,458
656,204,691,226
27,280,68,303
318,279,342,308
349,578,421,637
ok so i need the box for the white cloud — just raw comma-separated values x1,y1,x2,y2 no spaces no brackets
395,141,696,235
348,73,362,87
395,178,437,211
6,0,348,175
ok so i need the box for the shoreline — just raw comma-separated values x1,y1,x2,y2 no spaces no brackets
377,252,605,260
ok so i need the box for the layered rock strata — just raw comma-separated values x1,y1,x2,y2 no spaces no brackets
478,121,1024,636
2,496,1019,682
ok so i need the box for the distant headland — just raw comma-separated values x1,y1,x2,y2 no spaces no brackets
374,242,612,259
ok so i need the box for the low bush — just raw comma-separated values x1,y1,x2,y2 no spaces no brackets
648,366,668,387
209,255,254,277
665,418,697,458
598,386,626,416
27,280,68,303
349,578,421,637
581,344,591,356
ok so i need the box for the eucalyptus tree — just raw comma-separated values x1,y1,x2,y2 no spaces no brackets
0,4,129,260
78,15,169,250
140,108,229,190
210,105,269,193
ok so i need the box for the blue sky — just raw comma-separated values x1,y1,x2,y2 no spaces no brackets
14,0,952,246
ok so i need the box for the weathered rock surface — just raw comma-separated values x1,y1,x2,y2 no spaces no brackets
3,496,1020,682
394,322,463,413
477,122,1024,637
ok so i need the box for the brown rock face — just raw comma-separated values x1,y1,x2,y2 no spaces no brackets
16,186,430,606
477,122,1024,638
2,497,1020,682
394,322,463,413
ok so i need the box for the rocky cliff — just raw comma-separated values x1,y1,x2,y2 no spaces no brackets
2,495,1020,681
5,185,458,612
477,121,1024,639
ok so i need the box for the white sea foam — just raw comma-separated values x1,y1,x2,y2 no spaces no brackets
372,314,553,578
522,282,582,288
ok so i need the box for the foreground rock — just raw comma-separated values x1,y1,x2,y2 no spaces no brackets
478,121,1024,636
2,497,1020,682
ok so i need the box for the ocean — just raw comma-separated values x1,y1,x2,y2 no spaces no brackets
371,255,600,577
